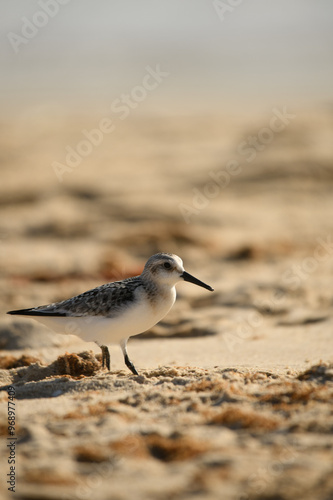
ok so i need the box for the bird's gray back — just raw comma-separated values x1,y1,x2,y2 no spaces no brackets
34,276,144,317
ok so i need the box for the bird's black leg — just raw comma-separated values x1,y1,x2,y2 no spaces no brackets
124,353,139,376
120,339,139,375
100,345,111,371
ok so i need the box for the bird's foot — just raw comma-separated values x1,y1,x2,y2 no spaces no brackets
100,345,111,371
124,353,139,375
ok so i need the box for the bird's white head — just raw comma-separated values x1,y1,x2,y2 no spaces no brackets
142,253,214,291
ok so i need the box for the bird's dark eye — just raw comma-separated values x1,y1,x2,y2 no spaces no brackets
163,262,172,270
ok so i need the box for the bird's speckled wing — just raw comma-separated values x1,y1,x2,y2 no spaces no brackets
9,276,143,318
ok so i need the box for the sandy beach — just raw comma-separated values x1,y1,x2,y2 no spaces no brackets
0,105,333,500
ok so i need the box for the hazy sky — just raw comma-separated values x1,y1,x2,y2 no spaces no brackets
1,1,333,114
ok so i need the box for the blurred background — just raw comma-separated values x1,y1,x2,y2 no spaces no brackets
1,5,333,497
0,0,333,324
2,0,333,114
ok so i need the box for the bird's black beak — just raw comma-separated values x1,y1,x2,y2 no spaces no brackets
181,271,214,291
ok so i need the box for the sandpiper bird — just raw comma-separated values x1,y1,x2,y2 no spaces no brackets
7,253,214,375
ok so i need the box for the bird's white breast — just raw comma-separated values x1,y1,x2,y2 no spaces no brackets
25,285,177,346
